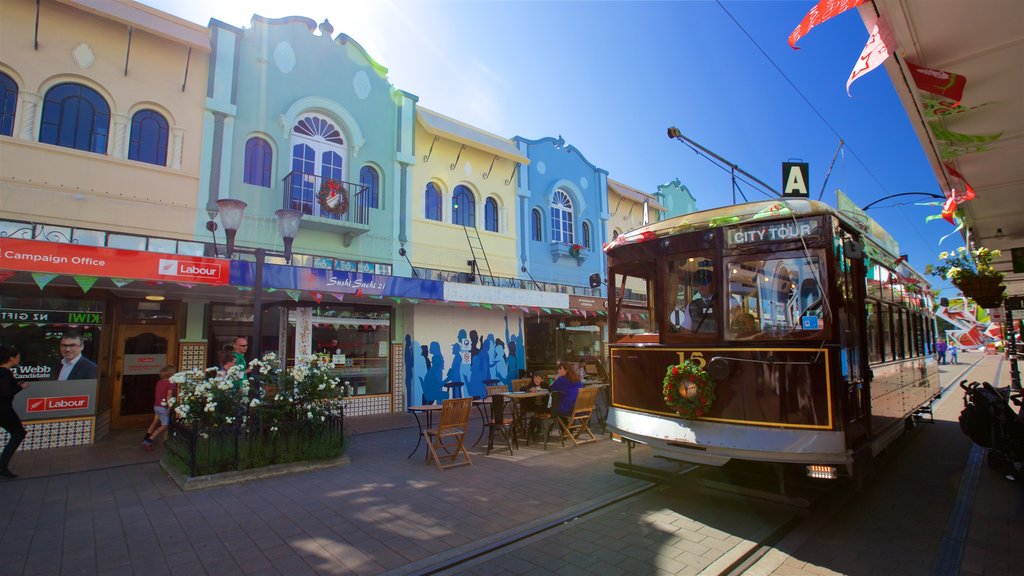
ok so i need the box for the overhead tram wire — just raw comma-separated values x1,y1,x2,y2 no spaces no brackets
714,1,896,201
673,134,778,201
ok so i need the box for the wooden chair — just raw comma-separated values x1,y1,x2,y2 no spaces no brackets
510,378,530,391
485,384,508,397
423,397,474,470
558,386,600,446
486,393,517,455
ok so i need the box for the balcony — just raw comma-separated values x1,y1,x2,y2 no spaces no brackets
550,242,590,266
283,171,370,246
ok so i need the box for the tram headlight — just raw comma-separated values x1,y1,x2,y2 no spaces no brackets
806,465,838,480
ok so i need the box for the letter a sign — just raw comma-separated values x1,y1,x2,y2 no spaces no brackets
782,162,810,198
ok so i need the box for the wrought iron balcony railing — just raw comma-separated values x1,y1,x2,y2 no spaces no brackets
283,171,370,226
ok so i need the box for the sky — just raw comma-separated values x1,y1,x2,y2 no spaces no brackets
140,0,955,294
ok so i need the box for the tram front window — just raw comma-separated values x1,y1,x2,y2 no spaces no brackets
666,256,718,335
724,250,829,340
610,264,655,341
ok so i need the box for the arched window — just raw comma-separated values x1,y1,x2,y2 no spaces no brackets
0,72,17,137
128,109,168,166
531,209,542,241
424,182,442,221
287,114,346,218
484,198,498,232
243,137,272,187
360,166,380,209
452,185,475,227
550,189,574,243
39,82,110,153
582,221,591,250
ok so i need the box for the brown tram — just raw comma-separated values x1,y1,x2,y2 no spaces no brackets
605,199,939,483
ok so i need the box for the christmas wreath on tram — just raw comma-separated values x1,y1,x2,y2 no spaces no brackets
317,178,349,217
662,360,715,418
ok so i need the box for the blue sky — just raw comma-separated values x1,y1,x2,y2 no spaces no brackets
141,0,953,292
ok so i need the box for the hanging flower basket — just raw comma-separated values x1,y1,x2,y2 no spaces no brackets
954,276,1006,309
317,179,349,218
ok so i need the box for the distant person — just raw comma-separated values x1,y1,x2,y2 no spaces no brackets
142,365,177,451
949,344,959,365
550,361,583,419
1,344,28,479
231,337,251,373
54,332,98,380
936,341,947,365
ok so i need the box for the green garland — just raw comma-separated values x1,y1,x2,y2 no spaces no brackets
662,360,715,418
317,179,349,217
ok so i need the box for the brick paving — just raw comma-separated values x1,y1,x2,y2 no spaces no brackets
1,353,1021,576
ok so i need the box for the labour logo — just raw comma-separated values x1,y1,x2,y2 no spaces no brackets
158,259,179,275
27,398,46,412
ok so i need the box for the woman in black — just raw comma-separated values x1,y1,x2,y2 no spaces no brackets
1,344,28,479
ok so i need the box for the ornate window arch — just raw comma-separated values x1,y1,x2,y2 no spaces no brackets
0,72,17,137
531,208,543,241
39,82,110,153
287,113,348,218
550,189,574,243
484,197,499,232
581,221,592,250
360,165,380,209
243,137,273,187
452,185,475,227
424,182,442,221
128,109,169,166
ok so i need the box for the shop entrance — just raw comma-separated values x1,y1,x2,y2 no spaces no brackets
112,324,176,430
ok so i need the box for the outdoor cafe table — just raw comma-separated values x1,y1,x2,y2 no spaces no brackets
502,390,549,441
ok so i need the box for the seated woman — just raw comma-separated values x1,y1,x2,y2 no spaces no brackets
550,361,583,419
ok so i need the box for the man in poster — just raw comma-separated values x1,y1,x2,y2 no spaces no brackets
53,332,98,381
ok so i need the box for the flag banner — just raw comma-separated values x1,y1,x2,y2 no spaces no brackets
847,23,891,96
236,286,252,292
31,272,58,290
312,292,323,303
73,275,99,293
945,164,976,203
176,282,196,289
110,278,133,288
332,293,345,302
907,61,967,104
922,96,992,119
0,271,16,283
940,141,995,161
930,122,1002,145
789,0,870,49
390,297,401,303
482,303,493,309
940,196,957,224
284,290,301,302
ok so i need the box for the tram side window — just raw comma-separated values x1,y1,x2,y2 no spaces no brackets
866,300,882,364
666,256,718,336
894,309,906,359
880,304,892,362
610,265,655,341
724,250,829,340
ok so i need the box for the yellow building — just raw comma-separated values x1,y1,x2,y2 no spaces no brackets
607,179,665,241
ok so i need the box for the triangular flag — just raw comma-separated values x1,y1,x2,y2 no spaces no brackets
391,297,402,303
266,287,277,293
940,196,957,224
284,290,301,302
332,293,345,302
847,23,892,97
110,278,133,287
945,164,976,203
176,282,196,289
312,292,323,303
354,288,364,297
236,286,253,292
789,0,869,49
0,271,16,283
908,61,967,104
73,275,99,293
541,307,551,314
31,272,58,290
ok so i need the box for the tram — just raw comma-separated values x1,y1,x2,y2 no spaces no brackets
605,198,939,484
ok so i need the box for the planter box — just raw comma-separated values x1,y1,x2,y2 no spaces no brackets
550,242,589,266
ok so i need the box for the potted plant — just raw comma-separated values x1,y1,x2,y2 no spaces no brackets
925,246,1005,308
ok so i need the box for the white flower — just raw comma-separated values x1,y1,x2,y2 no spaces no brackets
249,398,261,407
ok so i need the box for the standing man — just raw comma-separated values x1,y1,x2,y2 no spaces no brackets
55,331,98,380
1,344,28,479
231,337,251,373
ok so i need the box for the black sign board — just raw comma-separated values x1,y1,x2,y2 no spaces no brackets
1006,296,1024,311
1012,247,1024,274
0,308,103,324
782,162,810,198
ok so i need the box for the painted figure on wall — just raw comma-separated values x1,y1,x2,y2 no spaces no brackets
423,342,446,404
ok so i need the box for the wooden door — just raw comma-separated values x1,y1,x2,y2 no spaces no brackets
112,324,176,430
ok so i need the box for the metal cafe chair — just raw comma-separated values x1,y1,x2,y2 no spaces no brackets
423,397,474,470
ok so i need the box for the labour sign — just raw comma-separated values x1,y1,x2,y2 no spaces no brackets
782,162,810,198
0,238,229,285
15,378,97,420
26,395,90,413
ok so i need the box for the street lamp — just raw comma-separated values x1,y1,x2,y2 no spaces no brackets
213,198,302,358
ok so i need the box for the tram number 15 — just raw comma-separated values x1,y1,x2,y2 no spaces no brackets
675,351,707,369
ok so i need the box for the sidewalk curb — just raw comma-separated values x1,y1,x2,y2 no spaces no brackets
160,454,351,491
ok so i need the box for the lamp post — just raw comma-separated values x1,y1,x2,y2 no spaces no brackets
214,199,302,359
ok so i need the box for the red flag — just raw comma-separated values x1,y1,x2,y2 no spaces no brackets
789,0,870,49
847,23,892,96
940,196,956,224
311,292,323,303
908,61,967,105
944,163,976,203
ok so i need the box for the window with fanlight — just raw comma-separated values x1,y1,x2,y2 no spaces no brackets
453,185,475,227
288,114,347,218
484,197,498,232
39,82,110,154
424,182,442,221
550,189,574,243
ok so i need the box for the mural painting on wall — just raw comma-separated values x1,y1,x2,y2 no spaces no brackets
405,315,526,405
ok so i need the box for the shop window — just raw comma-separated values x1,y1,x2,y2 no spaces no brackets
128,109,168,166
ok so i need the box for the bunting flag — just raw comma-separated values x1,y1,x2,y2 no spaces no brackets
311,292,323,303
482,303,493,309
541,307,551,314
907,61,967,104
708,215,740,227
284,290,301,302
332,293,345,302
0,271,16,283
236,286,253,292
930,122,1003,146
847,22,892,96
751,202,791,219
31,272,58,290
390,297,402,303
354,288,364,298
893,255,908,267
940,196,957,224
73,275,99,294
110,278,133,288
176,282,196,289
789,0,870,49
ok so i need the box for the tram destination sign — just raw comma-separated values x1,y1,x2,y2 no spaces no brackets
727,218,820,247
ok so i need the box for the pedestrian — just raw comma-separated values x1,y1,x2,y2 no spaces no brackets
231,337,252,374
936,340,947,365
950,343,959,365
142,365,177,451
1,344,29,479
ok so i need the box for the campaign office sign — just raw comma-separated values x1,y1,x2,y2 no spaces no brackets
0,238,229,285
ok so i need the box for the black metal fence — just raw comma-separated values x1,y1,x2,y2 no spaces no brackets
166,406,345,478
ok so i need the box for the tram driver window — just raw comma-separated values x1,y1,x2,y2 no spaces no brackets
666,257,718,335
724,250,829,340
610,264,655,341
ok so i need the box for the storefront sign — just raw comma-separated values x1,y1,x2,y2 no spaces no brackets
232,262,444,299
27,395,90,413
569,295,607,312
0,238,229,285
445,282,569,308
727,218,820,247
123,354,168,375
15,378,97,420
0,308,103,324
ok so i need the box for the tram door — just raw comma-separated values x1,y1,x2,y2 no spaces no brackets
112,324,177,429
838,230,870,448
